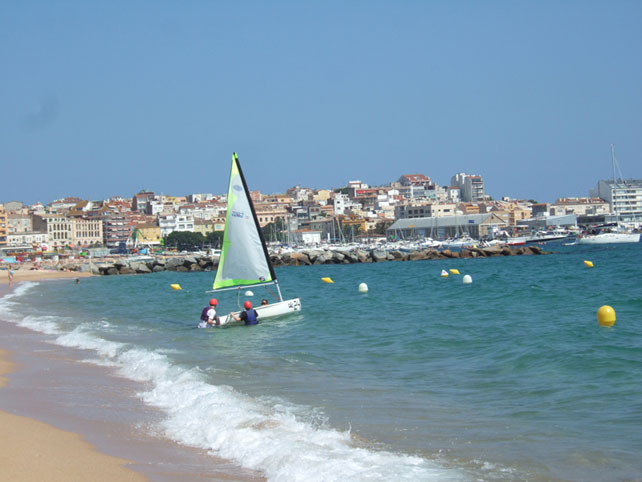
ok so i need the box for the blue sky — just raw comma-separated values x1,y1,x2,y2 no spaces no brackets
2,1,641,205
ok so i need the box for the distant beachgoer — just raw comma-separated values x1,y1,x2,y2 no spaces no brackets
261,299,268,306
8,266,14,287
198,298,220,328
230,300,259,326
75,278,80,284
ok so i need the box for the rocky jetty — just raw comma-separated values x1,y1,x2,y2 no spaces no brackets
60,245,547,275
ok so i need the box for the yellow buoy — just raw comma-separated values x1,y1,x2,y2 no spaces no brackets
440,270,449,278
358,282,368,293
449,269,460,275
597,305,616,327
321,277,334,284
170,284,182,290
584,260,594,268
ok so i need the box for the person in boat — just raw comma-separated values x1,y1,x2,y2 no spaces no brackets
261,299,268,306
230,300,259,326
198,298,220,328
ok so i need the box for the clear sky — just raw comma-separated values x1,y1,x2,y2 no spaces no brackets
2,1,641,205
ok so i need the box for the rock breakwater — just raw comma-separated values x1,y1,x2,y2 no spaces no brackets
59,245,547,275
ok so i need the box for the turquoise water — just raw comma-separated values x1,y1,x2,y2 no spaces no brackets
3,243,642,481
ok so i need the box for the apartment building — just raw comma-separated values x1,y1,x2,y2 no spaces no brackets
594,179,642,221
0,205,7,246
159,214,195,237
103,214,134,248
395,202,457,219
451,173,486,202
551,197,610,216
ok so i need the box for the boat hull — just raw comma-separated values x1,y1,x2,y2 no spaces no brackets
217,298,302,326
577,233,641,244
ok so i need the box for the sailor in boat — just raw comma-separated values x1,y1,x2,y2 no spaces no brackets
229,300,259,326
198,298,221,328
261,299,269,306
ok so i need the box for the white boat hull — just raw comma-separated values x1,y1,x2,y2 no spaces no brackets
577,233,640,244
217,298,302,326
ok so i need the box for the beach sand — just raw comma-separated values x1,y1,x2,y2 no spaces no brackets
0,348,146,481
0,278,265,481
1,265,93,285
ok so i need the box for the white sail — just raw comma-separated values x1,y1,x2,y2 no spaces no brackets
213,153,275,290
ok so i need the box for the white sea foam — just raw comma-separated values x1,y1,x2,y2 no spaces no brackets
1,285,466,481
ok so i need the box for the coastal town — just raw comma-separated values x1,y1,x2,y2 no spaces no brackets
1,170,641,263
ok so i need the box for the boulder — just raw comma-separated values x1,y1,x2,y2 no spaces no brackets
441,249,460,258
290,252,311,266
370,249,387,262
165,257,185,270
182,256,198,268
130,262,152,274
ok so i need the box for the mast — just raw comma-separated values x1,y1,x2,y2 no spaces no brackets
612,144,617,184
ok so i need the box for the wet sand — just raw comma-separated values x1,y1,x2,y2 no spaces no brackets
0,280,264,481
0,347,146,481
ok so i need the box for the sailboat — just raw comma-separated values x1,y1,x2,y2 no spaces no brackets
210,153,302,325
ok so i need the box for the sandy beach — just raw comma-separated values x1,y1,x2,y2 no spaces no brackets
0,348,146,481
1,265,93,285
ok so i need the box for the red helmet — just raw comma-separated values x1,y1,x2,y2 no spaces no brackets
209,298,218,306
244,300,252,309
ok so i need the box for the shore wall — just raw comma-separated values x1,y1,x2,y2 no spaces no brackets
58,245,548,275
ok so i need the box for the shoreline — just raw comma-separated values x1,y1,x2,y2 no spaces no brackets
0,348,146,481
0,280,265,482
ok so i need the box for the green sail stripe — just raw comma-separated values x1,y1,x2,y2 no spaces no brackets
214,277,274,289
212,157,239,290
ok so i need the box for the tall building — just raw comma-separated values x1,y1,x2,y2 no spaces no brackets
0,205,7,246
593,179,642,222
103,214,134,248
132,190,156,214
451,173,486,202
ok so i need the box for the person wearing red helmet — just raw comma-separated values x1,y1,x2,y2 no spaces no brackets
230,300,259,325
198,298,221,328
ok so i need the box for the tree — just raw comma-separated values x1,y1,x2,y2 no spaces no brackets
165,231,206,251
205,231,224,248
261,217,287,243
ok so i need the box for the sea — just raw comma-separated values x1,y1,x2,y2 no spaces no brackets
1,242,641,481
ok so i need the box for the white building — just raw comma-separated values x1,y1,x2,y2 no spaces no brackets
291,229,322,246
451,173,486,202
6,232,48,249
334,193,361,215
593,179,642,222
159,214,195,237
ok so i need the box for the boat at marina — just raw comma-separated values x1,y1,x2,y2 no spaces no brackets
576,225,640,244
525,228,576,244
210,153,301,325
441,235,479,249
